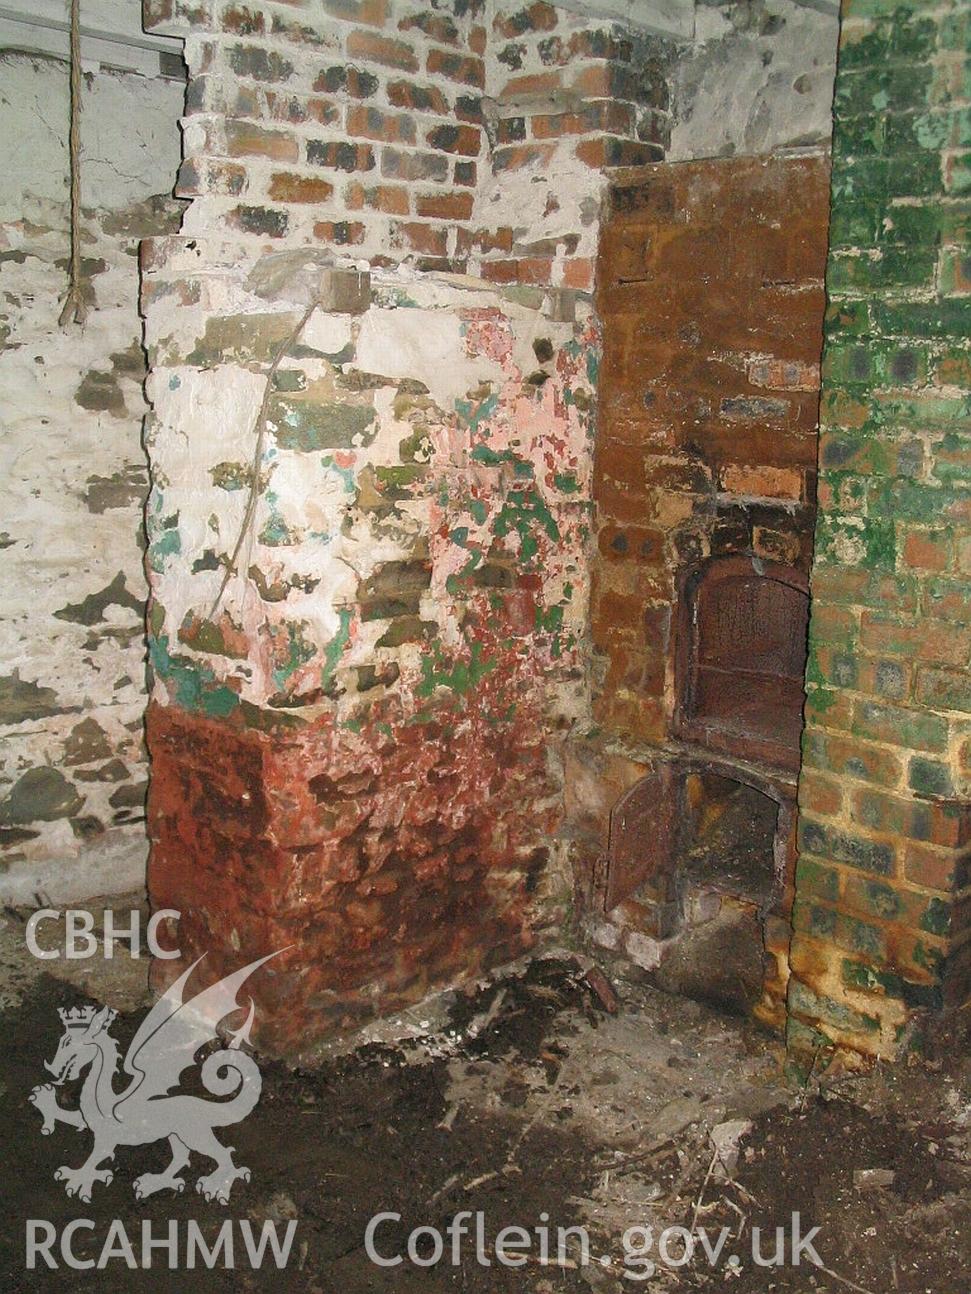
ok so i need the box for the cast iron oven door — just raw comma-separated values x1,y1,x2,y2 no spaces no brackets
675,556,809,774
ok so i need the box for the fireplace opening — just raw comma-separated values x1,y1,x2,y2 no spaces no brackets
680,771,780,910
676,556,810,772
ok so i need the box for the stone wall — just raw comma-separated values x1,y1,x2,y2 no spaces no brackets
0,51,184,902
139,0,664,1050
789,0,971,1065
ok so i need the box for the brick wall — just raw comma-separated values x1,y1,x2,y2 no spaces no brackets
592,154,831,743
139,0,674,1050
147,0,678,283
789,0,971,1065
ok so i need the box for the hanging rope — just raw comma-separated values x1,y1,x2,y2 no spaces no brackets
208,301,320,620
59,0,87,327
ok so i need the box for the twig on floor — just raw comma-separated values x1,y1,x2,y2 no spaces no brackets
688,1146,720,1236
813,1262,878,1294
799,1045,824,1113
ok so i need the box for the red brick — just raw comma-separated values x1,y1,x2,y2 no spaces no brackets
748,358,820,391
225,121,298,161
902,529,952,571
531,103,633,139
306,140,375,171
576,137,663,169
426,48,485,89
800,770,844,817
454,160,476,187
500,72,562,99
387,80,450,114
176,158,246,198
415,191,474,221
381,148,449,182
319,0,388,24
517,258,552,285
903,842,967,892
221,5,264,35
492,143,556,172
398,10,459,44
227,204,289,238
345,182,410,215
494,2,558,38
347,104,416,145
267,172,335,203
313,220,366,245
260,91,341,127
425,124,481,156
562,258,594,291
481,260,519,285
393,222,448,257
719,464,804,500
346,29,418,71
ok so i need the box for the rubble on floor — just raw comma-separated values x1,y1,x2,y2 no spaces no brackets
0,910,968,1291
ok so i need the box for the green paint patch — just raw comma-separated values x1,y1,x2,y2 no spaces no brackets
493,486,560,564
417,641,498,698
455,391,499,437
271,399,376,451
270,621,316,690
321,607,353,688
147,518,182,574
148,634,239,718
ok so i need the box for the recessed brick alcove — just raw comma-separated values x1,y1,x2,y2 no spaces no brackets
569,152,830,1033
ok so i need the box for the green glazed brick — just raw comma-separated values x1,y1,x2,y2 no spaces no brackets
838,18,895,69
833,114,887,159
909,756,955,797
941,200,971,245
872,298,971,339
883,202,944,247
836,913,887,958
842,959,902,995
889,10,939,60
833,62,934,117
916,666,971,711
930,431,971,485
888,151,944,198
856,878,902,920
795,856,842,902
939,248,971,296
827,247,937,292
945,151,971,195
815,513,897,570
920,895,953,936
828,201,884,249
938,8,971,54
853,698,949,751
885,109,949,154
788,979,881,1033
799,817,896,876
793,899,838,938
839,960,941,1009
825,299,873,336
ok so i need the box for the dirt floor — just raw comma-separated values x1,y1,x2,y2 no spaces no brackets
0,904,969,1293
